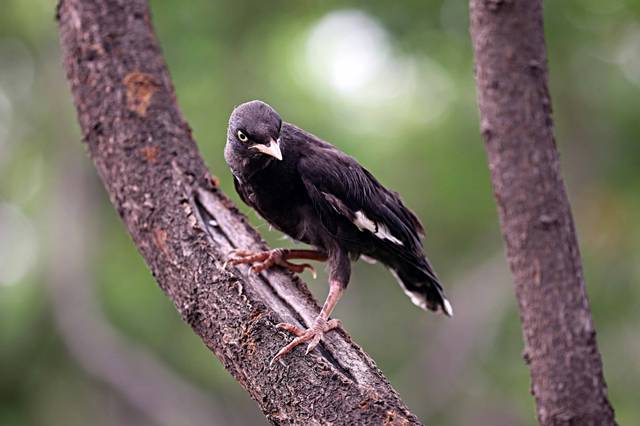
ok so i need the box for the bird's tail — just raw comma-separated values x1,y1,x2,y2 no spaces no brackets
389,261,453,317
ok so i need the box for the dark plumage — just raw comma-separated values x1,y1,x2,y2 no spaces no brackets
224,100,452,362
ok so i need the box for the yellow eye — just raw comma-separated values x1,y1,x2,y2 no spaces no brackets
237,130,248,142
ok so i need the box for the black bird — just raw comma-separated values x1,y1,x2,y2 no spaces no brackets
224,100,452,363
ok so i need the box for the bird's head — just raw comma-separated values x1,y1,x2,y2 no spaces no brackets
225,100,283,177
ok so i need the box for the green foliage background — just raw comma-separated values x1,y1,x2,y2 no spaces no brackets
1,1,639,424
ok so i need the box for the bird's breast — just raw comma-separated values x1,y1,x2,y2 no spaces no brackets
244,167,312,242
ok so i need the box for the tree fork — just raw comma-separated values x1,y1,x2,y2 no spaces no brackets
469,1,616,424
56,0,421,424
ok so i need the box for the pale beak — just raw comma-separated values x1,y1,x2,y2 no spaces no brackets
250,138,283,161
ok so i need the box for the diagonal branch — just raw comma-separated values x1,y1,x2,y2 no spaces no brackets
56,0,421,424
47,153,243,426
469,1,616,425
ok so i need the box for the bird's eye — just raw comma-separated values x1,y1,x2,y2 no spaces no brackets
237,130,249,142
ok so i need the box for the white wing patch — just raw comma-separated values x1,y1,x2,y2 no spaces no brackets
359,254,378,264
389,268,428,310
353,210,403,246
388,268,454,316
353,211,376,232
442,298,454,317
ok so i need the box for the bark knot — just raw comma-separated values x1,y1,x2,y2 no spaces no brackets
384,409,411,426
124,71,161,116
141,146,158,162
152,227,170,257
484,0,511,12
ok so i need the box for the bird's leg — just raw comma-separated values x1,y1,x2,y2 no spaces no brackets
224,248,327,278
271,280,344,365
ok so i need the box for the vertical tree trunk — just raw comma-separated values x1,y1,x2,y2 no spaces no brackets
468,1,616,425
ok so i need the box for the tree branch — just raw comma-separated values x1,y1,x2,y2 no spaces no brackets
56,0,420,424
469,1,616,425
47,151,244,426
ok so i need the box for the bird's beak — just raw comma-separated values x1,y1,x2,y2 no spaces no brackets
250,138,283,161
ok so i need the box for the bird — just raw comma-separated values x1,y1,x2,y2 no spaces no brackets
223,100,452,363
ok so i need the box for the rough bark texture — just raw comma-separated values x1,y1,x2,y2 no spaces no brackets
56,0,421,424
469,1,616,425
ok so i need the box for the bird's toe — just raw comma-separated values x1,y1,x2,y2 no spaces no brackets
270,317,342,365
324,318,341,331
271,334,309,366
248,259,273,274
305,334,322,355
225,248,321,278
279,261,317,278
275,322,305,336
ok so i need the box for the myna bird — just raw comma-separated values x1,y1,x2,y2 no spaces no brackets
224,100,452,363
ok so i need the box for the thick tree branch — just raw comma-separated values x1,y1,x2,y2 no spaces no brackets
56,0,420,424
469,1,616,425
47,153,243,426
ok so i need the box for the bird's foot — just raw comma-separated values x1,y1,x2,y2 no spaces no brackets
270,317,341,365
224,248,317,278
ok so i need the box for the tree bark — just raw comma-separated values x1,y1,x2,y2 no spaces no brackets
48,151,244,426
56,0,421,424
469,1,616,425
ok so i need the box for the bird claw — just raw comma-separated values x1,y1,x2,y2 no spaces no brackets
306,264,318,279
275,322,305,336
270,318,341,366
305,334,322,355
282,261,317,279
224,248,318,278
224,249,272,273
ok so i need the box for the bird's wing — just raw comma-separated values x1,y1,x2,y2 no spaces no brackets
232,175,251,206
298,147,425,251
